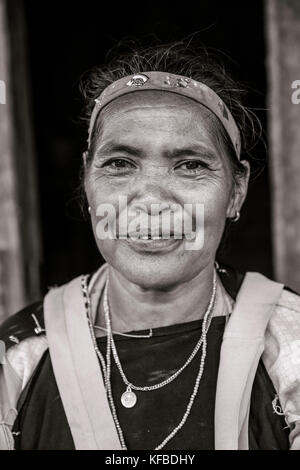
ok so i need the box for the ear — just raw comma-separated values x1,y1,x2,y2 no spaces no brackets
226,160,250,219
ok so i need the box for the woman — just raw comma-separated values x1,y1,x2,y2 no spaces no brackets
1,43,300,450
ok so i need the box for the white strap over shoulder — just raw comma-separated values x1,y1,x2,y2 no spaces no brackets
44,266,121,450
214,272,284,450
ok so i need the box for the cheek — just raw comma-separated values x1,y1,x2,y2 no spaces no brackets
182,179,231,219
204,190,229,223
84,170,121,215
84,175,118,254
182,181,231,252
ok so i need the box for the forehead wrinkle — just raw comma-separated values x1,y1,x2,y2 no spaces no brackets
94,94,225,161
99,109,196,143
101,102,207,133
122,104,188,113
96,119,217,164
102,102,196,123
100,90,206,119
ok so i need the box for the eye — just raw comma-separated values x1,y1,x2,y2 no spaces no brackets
175,160,209,174
102,158,137,172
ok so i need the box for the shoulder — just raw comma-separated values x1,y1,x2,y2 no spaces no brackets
0,300,45,352
268,286,300,341
0,301,49,389
276,286,300,314
0,301,49,447
0,264,102,352
266,284,300,344
0,266,101,385
218,266,300,442
263,286,300,434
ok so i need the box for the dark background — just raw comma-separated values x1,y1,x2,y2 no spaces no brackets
23,0,271,292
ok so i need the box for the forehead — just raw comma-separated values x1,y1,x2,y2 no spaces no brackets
102,90,207,113
96,90,218,144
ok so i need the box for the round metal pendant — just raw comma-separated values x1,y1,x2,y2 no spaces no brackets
121,389,137,408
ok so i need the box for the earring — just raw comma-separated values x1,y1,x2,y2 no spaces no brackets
230,210,240,222
88,206,91,214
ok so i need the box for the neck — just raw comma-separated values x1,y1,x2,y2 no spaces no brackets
96,263,216,334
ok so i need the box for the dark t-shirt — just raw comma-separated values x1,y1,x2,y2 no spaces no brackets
13,315,290,450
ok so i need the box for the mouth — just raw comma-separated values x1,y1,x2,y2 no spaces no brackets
127,234,184,240
124,229,185,240
123,232,183,253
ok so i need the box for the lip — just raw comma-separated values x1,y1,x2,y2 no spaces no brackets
126,230,182,239
124,236,182,253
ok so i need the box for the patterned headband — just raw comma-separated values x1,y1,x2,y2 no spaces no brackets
87,71,241,158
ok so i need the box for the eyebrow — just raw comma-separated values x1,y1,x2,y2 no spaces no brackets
95,142,218,162
165,146,218,161
95,143,141,158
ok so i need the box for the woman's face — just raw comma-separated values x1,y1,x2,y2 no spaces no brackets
85,91,248,289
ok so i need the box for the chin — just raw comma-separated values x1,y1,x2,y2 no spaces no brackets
100,240,206,290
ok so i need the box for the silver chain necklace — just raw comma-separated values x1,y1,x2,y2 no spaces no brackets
103,273,217,408
93,324,153,339
81,270,217,450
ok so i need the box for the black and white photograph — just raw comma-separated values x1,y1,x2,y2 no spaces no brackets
0,0,300,454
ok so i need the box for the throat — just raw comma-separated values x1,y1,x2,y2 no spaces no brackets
94,264,216,334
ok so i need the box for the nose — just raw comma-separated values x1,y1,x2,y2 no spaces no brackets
128,174,175,216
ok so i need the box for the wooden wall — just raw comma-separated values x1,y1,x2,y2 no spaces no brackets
266,0,300,292
0,0,41,322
